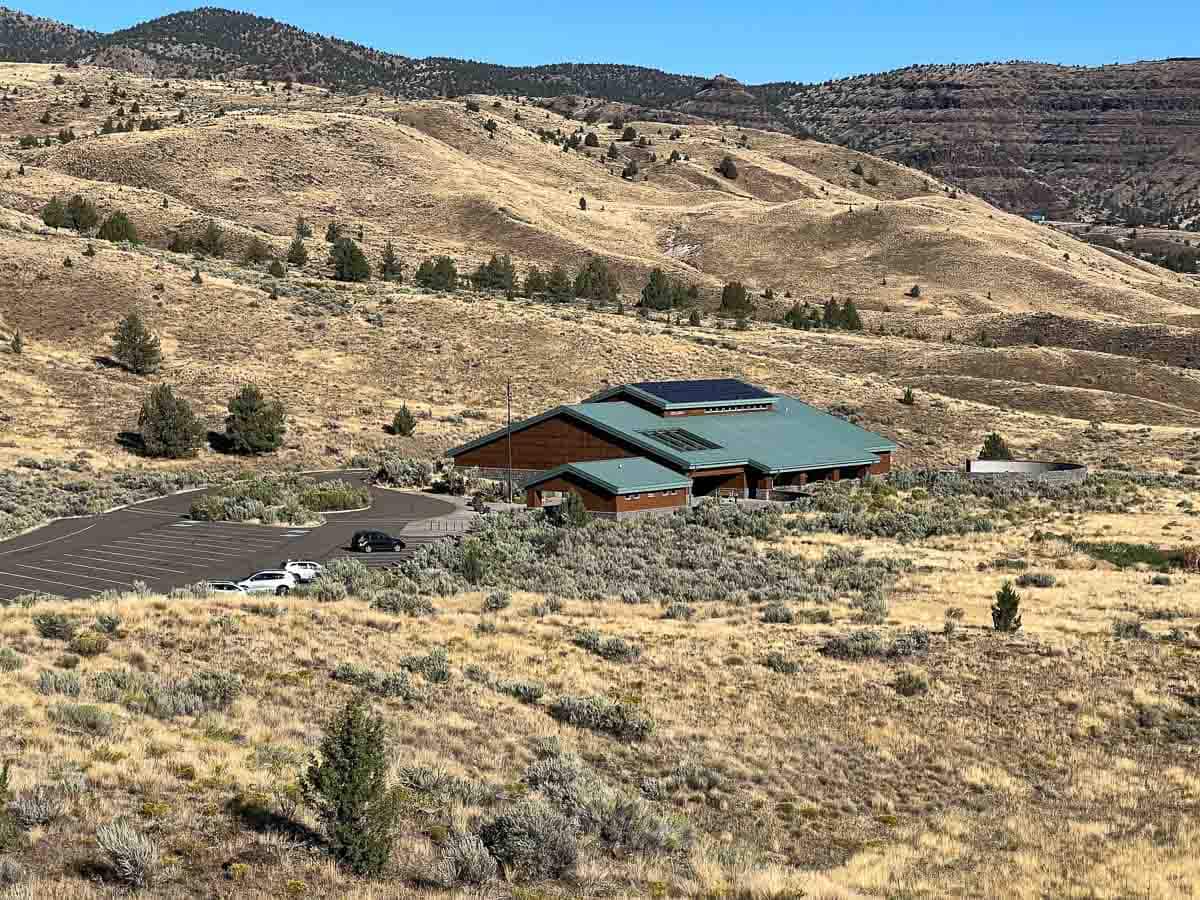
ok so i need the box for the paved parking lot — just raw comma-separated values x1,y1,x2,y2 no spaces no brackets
0,475,460,601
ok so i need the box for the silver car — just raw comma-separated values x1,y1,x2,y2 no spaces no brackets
282,560,322,583
237,570,297,596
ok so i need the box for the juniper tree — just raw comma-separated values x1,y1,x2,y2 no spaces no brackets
242,236,271,265
377,241,404,281
10,328,23,355
41,197,65,228
573,257,619,304
302,693,403,876
640,269,673,311
559,491,590,528
980,432,1014,461
523,266,547,298
196,219,225,257
295,215,313,238
992,581,1022,633
579,196,587,211
267,258,285,278
391,404,416,437
325,221,342,243
688,309,701,326
111,311,161,375
621,126,637,142
718,155,738,179
546,265,572,302
224,384,286,454
137,383,204,458
471,254,515,292
97,211,137,244
286,235,309,267
720,281,751,315
414,256,458,292
584,132,599,148
842,299,864,331
330,238,370,282
622,159,639,179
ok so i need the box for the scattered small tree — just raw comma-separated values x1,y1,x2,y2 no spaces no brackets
301,693,403,876
559,491,590,527
584,132,599,148
267,258,285,278
992,581,1022,633
523,266,547,298
287,235,309,267
196,219,225,257
471,254,516,292
377,241,404,281
295,215,313,238
242,236,271,265
330,238,370,282
620,126,637,142
546,265,572,302
980,432,1014,461
688,308,701,326
414,256,458,292
720,281,752,315
325,221,342,243
900,388,916,406
224,384,286,454
10,328,23,355
41,197,66,228
621,159,639,180
841,299,864,331
640,268,674,311
578,196,587,211
97,211,137,244
138,383,204,458
718,156,738,179
573,257,619,304
391,404,416,437
906,284,921,298
111,311,161,375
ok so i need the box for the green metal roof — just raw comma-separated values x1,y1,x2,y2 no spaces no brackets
448,391,897,475
526,458,692,495
586,379,776,411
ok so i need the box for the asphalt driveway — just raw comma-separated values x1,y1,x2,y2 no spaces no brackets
0,472,457,601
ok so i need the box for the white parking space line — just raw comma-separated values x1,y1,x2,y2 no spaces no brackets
64,554,189,575
152,523,288,541
104,540,234,559
122,533,281,552
0,570,111,592
74,546,210,565
58,559,178,580
10,562,132,588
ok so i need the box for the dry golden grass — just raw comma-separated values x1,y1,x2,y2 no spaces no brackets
0,482,1197,897
0,64,1198,474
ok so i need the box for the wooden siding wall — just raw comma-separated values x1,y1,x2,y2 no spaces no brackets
691,467,748,495
869,452,892,476
615,489,687,512
526,475,617,513
454,414,639,470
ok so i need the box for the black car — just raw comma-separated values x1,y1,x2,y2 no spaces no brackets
350,530,406,553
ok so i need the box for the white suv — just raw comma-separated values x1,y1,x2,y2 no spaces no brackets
237,570,297,596
282,560,322,583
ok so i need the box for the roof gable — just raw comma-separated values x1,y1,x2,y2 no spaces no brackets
527,458,691,495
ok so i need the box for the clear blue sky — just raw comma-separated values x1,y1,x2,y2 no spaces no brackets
19,0,1199,84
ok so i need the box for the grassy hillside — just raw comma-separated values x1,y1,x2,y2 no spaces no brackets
0,476,1198,897
0,64,1197,476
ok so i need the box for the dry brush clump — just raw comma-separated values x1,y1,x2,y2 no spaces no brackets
189,474,368,524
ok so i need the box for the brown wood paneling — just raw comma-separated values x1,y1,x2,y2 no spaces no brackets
527,474,617,513
454,413,641,470
869,452,892,476
615,489,687,512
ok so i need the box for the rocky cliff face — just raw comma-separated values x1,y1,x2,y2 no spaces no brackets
774,60,1200,225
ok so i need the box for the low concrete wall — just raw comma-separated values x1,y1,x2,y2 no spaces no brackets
964,459,1088,484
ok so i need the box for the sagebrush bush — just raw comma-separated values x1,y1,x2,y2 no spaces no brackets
572,629,641,662
36,669,81,697
0,648,23,672
370,592,435,617
1016,572,1056,589
9,785,65,828
893,668,930,697
663,602,694,620
436,830,498,886
94,614,122,634
763,651,799,675
32,613,76,641
96,819,159,888
482,591,511,612
400,647,451,683
479,800,578,880
548,695,654,741
761,603,794,624
68,630,109,657
49,703,113,736
331,663,418,700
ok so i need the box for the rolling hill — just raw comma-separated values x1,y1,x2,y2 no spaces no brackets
2,8,1199,225
0,62,1197,476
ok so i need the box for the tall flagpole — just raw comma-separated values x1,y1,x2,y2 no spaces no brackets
506,380,514,503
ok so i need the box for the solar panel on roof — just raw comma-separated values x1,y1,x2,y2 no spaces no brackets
640,428,723,452
630,379,774,405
